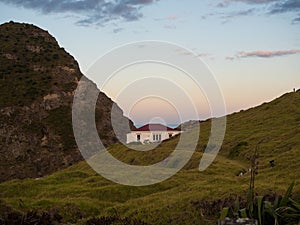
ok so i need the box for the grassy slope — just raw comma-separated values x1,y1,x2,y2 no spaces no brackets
0,90,300,224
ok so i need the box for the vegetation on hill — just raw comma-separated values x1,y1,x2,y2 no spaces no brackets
0,88,299,224
0,21,77,107
0,21,132,182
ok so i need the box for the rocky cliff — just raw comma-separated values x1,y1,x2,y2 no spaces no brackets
0,21,132,181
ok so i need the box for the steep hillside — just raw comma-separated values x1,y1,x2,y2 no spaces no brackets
220,89,300,159
0,90,299,224
0,21,132,181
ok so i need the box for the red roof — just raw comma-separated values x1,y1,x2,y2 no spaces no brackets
134,124,176,132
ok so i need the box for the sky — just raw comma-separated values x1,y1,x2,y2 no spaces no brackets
0,0,300,126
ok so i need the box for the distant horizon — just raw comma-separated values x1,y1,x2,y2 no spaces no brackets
134,123,179,129
131,87,299,128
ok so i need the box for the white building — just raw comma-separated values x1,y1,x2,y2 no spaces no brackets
126,123,182,144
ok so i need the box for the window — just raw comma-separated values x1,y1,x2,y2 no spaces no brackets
153,134,161,141
169,133,172,138
137,134,141,141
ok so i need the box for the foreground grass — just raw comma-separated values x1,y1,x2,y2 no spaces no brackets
0,149,299,224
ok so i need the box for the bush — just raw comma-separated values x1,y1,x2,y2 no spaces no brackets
229,142,248,158
86,216,151,225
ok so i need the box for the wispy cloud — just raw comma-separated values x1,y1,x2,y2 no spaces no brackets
200,8,256,24
203,8,255,24
223,9,255,19
163,24,176,29
0,0,159,26
270,0,300,13
269,0,300,24
166,15,179,20
228,0,277,3
156,15,182,30
218,0,300,24
217,0,278,7
175,48,214,60
240,50,300,57
293,16,300,24
113,27,124,33
154,14,179,21
227,49,300,59
225,56,236,60
216,2,228,8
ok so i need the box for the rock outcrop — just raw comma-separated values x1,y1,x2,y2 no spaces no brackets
0,21,133,181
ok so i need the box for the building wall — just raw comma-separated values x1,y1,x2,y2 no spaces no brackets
126,131,181,144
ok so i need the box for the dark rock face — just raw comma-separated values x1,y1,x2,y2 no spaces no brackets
0,21,133,181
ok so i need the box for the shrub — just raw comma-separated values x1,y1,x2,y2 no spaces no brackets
86,216,151,225
229,142,248,158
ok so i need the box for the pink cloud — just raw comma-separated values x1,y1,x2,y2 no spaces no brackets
155,15,179,21
227,49,300,59
238,49,300,58
166,15,179,20
175,49,214,60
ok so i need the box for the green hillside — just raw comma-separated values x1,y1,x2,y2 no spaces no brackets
0,90,299,224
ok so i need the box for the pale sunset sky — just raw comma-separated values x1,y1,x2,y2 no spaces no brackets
1,0,299,126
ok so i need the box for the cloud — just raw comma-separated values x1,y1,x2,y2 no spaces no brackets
175,48,214,60
217,0,278,7
292,16,300,24
222,8,255,19
225,56,235,60
196,53,211,58
216,2,228,8
269,0,300,24
214,8,256,24
241,50,300,57
200,8,255,24
227,49,300,59
230,0,277,3
113,27,124,33
214,1,263,24
154,15,179,21
166,15,179,20
218,0,300,24
223,0,277,5
163,24,176,29
270,0,300,13
0,0,159,26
